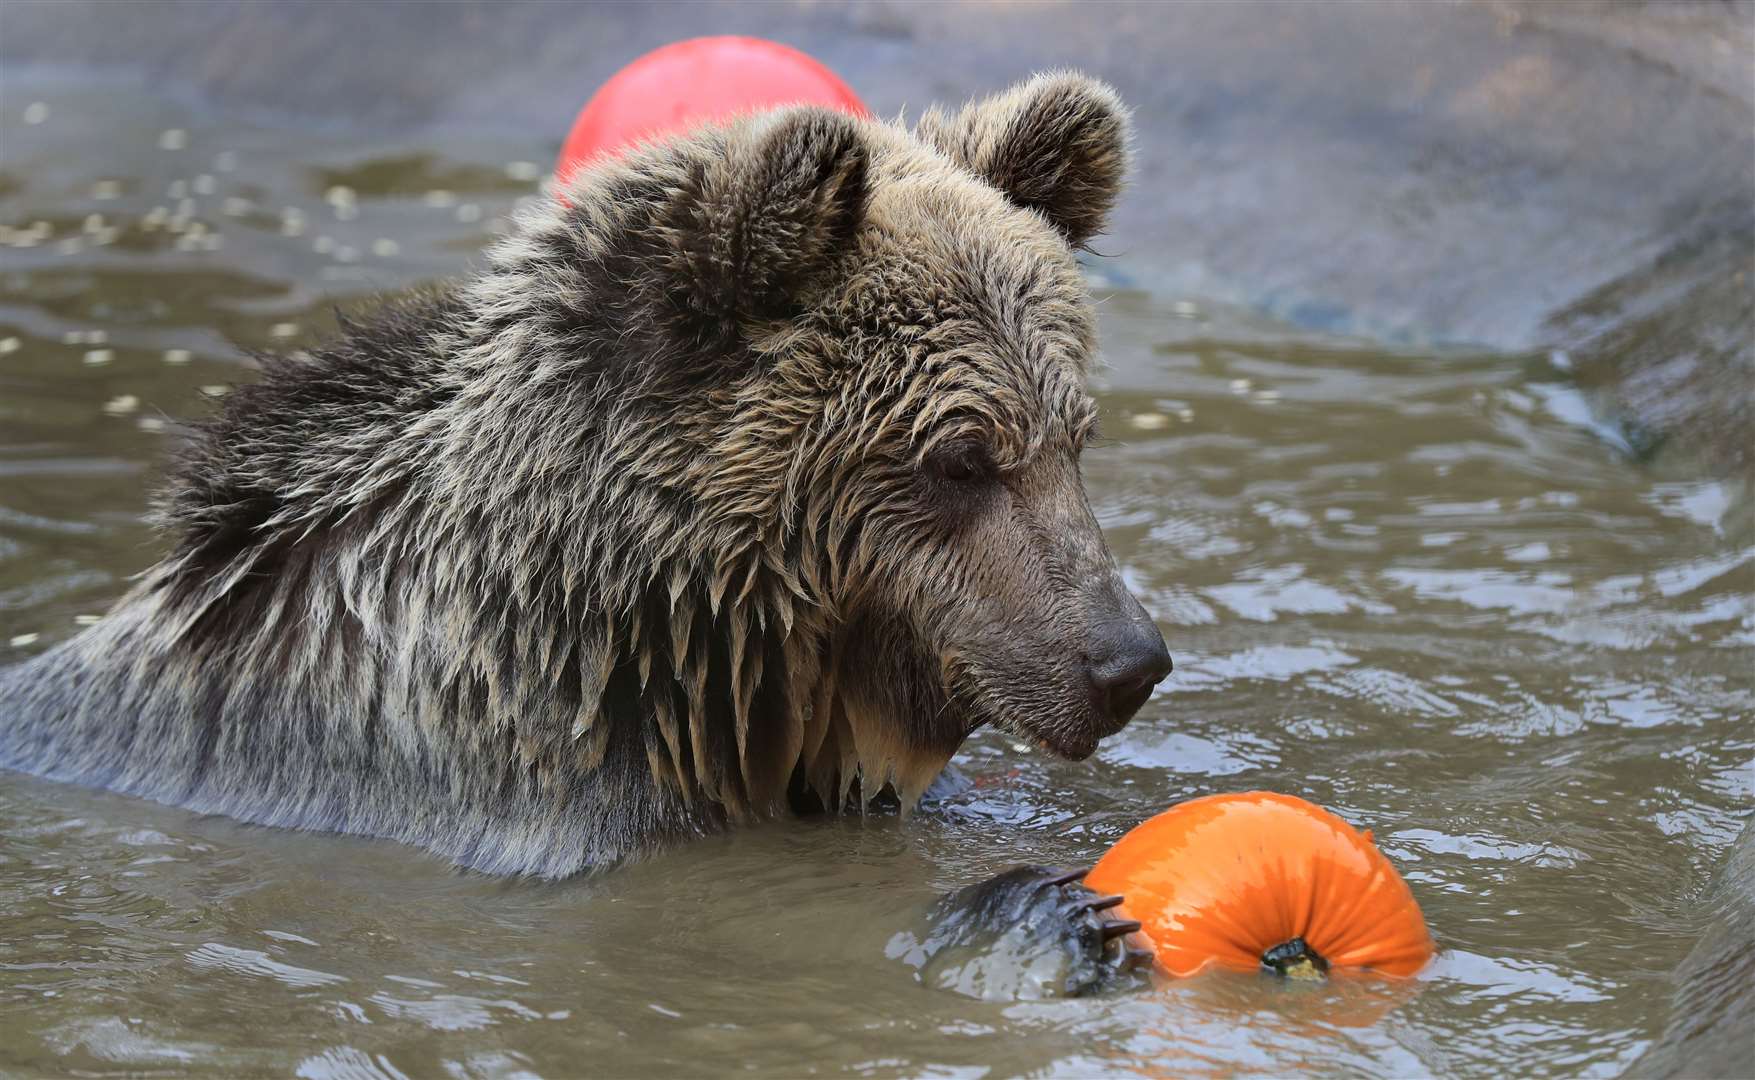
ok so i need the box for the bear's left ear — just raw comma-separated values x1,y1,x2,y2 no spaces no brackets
664,108,869,321
916,72,1131,247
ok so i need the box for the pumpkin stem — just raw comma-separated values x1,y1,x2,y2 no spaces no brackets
1260,937,1329,980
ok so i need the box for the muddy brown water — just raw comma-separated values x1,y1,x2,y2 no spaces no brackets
2,78,1751,1079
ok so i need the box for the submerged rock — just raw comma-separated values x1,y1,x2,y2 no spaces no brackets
1627,822,1755,1079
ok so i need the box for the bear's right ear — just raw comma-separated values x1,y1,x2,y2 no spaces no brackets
661,108,868,322
916,72,1131,247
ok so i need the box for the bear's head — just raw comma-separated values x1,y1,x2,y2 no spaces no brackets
469,72,1170,817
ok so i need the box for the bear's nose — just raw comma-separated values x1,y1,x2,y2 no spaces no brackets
1086,618,1173,730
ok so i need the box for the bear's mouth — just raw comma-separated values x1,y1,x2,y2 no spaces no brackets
940,652,1143,765
985,703,1123,763
985,661,1156,763
1025,722,1106,762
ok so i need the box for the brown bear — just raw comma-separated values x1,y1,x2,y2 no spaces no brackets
0,73,1171,878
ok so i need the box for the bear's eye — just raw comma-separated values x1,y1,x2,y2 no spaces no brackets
926,443,996,487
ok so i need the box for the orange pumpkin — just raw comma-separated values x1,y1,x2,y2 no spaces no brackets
1084,791,1434,979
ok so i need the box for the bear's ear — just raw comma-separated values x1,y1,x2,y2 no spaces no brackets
663,108,868,320
916,72,1131,247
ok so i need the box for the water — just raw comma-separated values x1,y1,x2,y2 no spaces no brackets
3,78,1751,1079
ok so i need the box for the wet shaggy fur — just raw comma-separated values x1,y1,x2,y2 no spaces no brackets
0,73,1141,878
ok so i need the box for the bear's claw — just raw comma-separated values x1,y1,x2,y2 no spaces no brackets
913,864,1154,996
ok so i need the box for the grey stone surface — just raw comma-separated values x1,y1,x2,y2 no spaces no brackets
7,0,1750,469
3,4,1747,328
1549,197,1753,476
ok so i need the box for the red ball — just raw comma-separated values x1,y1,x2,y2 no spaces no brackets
555,36,869,184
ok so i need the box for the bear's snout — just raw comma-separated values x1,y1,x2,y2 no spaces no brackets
1084,595,1172,737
